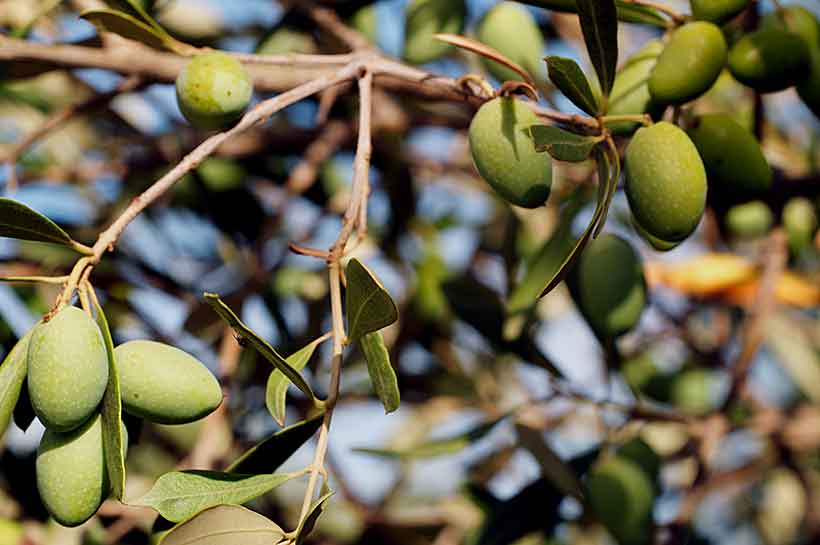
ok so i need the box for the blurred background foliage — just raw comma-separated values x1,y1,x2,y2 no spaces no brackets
1,1,820,545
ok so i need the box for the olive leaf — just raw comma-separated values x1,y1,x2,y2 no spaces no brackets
345,259,398,342
0,198,88,253
353,416,506,460
100,0,160,28
544,56,600,116
0,332,31,441
266,336,327,426
204,293,317,403
516,0,668,27
92,298,126,501
527,125,600,162
133,470,301,522
576,0,619,100
537,146,618,298
159,505,285,545
360,331,400,414
294,489,334,545
81,9,170,50
516,424,584,501
226,414,323,475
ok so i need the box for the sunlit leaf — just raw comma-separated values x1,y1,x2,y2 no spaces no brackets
204,293,316,402
360,331,400,414
226,414,323,475
266,336,327,426
576,0,618,100
133,470,301,522
528,125,600,162
544,56,600,116
92,298,126,500
0,198,85,251
80,9,193,54
345,259,398,341
0,331,31,441
159,505,284,545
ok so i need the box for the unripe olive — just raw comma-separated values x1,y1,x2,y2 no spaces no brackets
608,40,665,135
631,217,682,252
728,29,810,93
587,457,654,545
28,306,108,432
36,413,107,527
617,438,661,484
649,22,727,105
175,52,253,130
256,28,318,55
403,0,466,65
670,369,714,415
726,201,773,239
114,340,222,424
477,2,545,83
690,0,749,24
761,6,820,48
687,114,771,194
468,97,552,208
625,122,707,242
350,4,378,43
569,234,646,340
783,197,818,255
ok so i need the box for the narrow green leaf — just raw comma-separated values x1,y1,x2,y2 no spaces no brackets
0,198,78,248
516,424,584,500
354,417,506,460
266,336,326,426
537,147,614,298
516,0,668,27
204,293,316,402
100,0,160,27
0,331,31,441
226,414,323,475
576,0,619,100
159,505,285,545
544,56,600,116
345,259,399,341
527,125,599,162
593,141,621,237
294,490,334,545
93,298,126,500
133,470,300,522
360,331,399,414
80,9,172,51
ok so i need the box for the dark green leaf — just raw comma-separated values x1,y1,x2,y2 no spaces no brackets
266,336,326,426
294,490,334,545
515,1,668,28
537,147,616,298
576,0,618,100
93,299,126,500
159,505,285,545
544,56,600,116
0,198,82,250
516,424,584,500
360,331,399,414
133,470,301,522
345,259,399,341
100,0,159,27
226,414,323,475
353,417,506,460
527,125,599,162
204,293,316,402
0,331,31,441
80,9,172,51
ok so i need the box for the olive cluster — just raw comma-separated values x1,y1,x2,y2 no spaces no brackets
20,306,222,527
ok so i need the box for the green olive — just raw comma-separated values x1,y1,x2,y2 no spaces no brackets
569,234,646,340
175,52,253,130
649,22,727,105
625,122,707,242
726,201,773,239
36,414,108,527
608,40,665,135
617,437,661,484
587,457,655,545
670,369,714,415
477,2,545,83
690,0,749,24
783,197,819,255
761,6,820,47
350,4,378,43
114,340,222,424
28,306,108,432
403,0,466,64
256,28,318,55
728,29,810,92
687,114,771,194
631,217,682,252
468,97,552,208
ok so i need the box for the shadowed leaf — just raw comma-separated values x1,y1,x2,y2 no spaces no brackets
159,505,284,545
226,414,323,475
345,259,398,341
576,0,619,99
0,332,31,441
528,125,599,162
544,56,600,116
0,198,83,250
294,489,334,545
360,331,400,413
266,336,327,426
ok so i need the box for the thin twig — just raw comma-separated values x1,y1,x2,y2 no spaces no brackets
300,4,374,52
